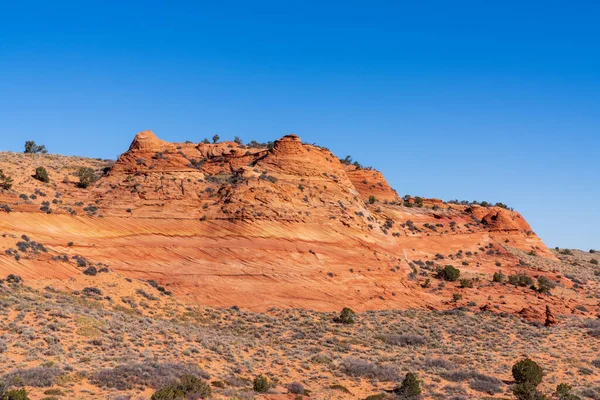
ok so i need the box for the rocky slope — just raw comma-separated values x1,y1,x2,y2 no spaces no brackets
0,131,597,321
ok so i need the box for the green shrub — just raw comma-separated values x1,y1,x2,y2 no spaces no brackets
34,167,50,183
459,278,473,288
3,389,30,400
368,195,376,204
0,170,13,190
555,383,581,400
508,272,533,287
151,386,184,400
512,358,543,386
76,167,95,189
536,276,556,294
43,389,64,396
513,382,547,400
151,375,211,400
591,259,598,265
493,271,506,283
392,372,422,398
334,307,356,324
179,374,210,397
253,375,270,393
438,265,460,282
24,141,47,154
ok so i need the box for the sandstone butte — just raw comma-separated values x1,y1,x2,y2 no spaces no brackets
0,131,596,321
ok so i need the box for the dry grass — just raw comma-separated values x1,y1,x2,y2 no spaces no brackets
0,270,598,399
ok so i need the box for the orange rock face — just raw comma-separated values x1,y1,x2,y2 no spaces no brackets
345,165,399,202
1,131,592,319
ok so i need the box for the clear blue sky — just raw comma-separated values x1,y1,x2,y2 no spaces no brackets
0,1,598,250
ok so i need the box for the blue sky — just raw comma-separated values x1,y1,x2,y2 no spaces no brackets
0,1,598,250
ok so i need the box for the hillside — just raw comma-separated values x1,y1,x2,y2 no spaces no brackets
0,131,599,399
0,131,597,319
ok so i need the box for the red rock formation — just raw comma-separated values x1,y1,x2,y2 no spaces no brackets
0,130,573,316
518,306,543,322
545,305,557,326
128,130,169,151
345,165,399,202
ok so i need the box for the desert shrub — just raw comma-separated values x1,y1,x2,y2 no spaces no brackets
150,386,183,400
3,366,62,387
368,195,376,204
424,358,455,370
74,256,87,267
211,381,225,389
590,259,598,265
493,271,506,283
536,276,556,294
583,319,600,338
16,240,47,254
92,362,209,391
136,289,158,301
441,370,499,384
3,388,30,400
470,377,502,395
24,141,47,154
508,272,534,287
178,374,210,397
258,173,277,183
392,372,421,398
512,358,543,386
437,265,460,282
513,382,547,400
363,394,386,400
81,287,102,296
333,308,356,324
381,334,426,347
341,358,397,381
287,382,304,395
252,375,270,393
212,134,220,144
6,275,23,284
34,167,49,183
555,383,581,400
43,389,63,396
147,280,172,296
0,170,13,190
76,167,95,189
151,375,211,400
459,279,473,288
82,267,97,276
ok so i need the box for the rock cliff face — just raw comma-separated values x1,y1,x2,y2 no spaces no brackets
2,131,591,319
